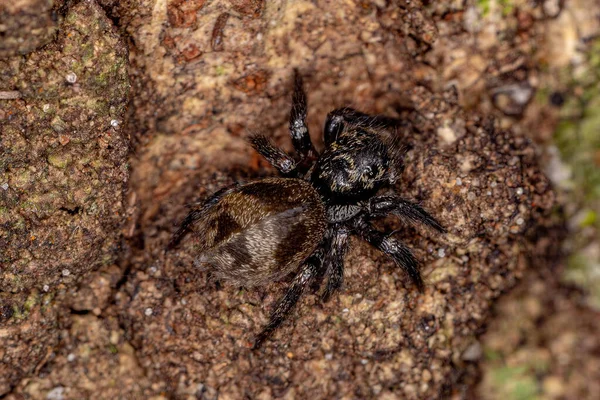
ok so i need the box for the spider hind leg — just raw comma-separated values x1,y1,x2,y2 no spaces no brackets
248,134,297,175
320,226,350,302
253,247,325,349
350,216,424,291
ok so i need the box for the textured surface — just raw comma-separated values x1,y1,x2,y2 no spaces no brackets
0,0,130,293
108,4,553,397
0,0,62,58
118,87,553,399
4,0,599,399
477,270,600,400
0,0,130,395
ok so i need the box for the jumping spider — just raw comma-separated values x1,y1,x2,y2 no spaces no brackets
169,71,446,348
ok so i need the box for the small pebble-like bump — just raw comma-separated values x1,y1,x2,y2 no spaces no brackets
1,182,8,190
342,308,349,313
516,187,524,195
65,72,77,83
325,353,333,360
47,386,65,400
360,359,369,365
456,178,462,186
211,13,230,51
145,308,153,316
0,90,21,99
67,353,76,362
438,248,446,258
461,341,483,361
516,217,524,225
43,284,49,292
422,369,432,382
62,269,71,276
110,119,119,127
437,125,457,144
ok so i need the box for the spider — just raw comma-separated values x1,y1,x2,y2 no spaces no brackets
169,71,446,348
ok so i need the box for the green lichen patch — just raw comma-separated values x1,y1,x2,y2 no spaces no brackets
47,151,72,169
552,37,600,308
490,365,540,400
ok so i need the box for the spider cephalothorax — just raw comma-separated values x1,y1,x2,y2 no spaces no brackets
311,129,393,202
169,71,445,348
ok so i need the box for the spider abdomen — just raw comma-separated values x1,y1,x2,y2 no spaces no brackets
193,178,327,286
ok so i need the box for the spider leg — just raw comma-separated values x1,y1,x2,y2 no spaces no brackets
367,195,446,233
248,134,297,175
349,215,424,291
289,70,318,163
309,206,361,294
321,225,350,302
326,204,362,223
253,245,327,349
324,107,403,146
167,184,237,250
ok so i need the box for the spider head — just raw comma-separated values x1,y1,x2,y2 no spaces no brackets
311,130,397,203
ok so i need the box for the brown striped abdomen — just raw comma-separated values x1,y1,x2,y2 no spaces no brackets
192,178,327,286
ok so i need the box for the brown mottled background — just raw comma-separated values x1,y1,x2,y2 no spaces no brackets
1,0,599,399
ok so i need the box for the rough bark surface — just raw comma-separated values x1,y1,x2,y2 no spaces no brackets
0,0,63,58
0,1,130,394
3,0,597,399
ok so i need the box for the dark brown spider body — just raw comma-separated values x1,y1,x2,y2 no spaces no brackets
187,178,327,286
169,71,445,348
311,127,395,203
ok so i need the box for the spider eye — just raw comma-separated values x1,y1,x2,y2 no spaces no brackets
331,158,351,172
364,166,376,179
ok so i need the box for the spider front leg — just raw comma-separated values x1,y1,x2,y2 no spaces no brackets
367,195,446,233
248,134,297,175
253,245,327,349
289,70,317,163
349,215,424,291
321,225,350,302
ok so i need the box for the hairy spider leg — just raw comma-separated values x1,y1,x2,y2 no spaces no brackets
320,225,350,302
349,215,424,291
248,134,297,175
367,195,447,233
253,240,329,349
289,70,318,164
248,70,318,177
